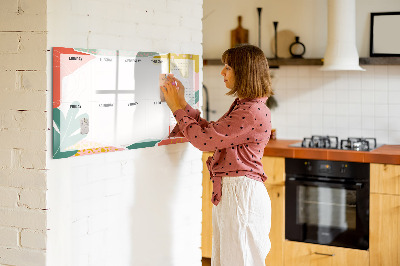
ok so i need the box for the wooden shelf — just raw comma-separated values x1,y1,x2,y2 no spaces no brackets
268,58,323,67
203,57,400,67
203,58,323,67
359,57,400,65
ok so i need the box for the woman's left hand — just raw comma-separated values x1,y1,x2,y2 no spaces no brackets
160,79,183,113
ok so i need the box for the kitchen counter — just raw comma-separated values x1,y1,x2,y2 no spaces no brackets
263,139,400,165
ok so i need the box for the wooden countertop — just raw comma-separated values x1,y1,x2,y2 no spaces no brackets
263,139,400,165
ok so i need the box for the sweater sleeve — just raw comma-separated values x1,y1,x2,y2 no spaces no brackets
168,103,210,137
173,106,256,152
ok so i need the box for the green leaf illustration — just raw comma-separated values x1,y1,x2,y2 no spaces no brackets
53,101,88,159
126,139,161,150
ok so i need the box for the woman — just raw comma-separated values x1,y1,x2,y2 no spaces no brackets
161,44,273,266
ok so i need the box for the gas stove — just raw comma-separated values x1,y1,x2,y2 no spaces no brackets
289,135,381,151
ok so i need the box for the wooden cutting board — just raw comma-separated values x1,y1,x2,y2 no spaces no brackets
231,16,249,48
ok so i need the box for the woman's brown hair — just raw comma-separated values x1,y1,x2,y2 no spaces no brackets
221,44,273,99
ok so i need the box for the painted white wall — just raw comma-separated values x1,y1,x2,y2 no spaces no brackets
46,0,203,266
203,0,400,145
203,0,400,58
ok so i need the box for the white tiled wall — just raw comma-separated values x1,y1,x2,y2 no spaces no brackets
203,65,400,144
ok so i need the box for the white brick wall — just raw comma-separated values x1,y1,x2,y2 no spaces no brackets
2,0,203,264
46,1,203,266
0,227,19,247
21,229,47,250
0,0,48,265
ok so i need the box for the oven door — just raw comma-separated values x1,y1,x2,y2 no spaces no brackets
285,177,369,250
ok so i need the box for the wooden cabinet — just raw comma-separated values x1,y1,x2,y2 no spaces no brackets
370,163,400,195
264,184,285,266
284,241,369,266
261,156,285,186
370,193,400,266
370,163,400,266
201,152,213,258
261,156,285,266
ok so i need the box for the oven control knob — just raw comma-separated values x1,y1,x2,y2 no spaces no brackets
304,162,312,171
340,164,347,174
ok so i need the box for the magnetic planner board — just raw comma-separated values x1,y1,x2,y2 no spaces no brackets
52,47,200,159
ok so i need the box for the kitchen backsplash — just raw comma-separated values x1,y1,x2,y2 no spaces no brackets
203,65,400,144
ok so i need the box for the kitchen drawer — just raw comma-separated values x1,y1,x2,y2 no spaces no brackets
370,163,400,196
284,240,369,266
262,156,285,185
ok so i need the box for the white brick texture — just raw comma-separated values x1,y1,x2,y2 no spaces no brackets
18,70,47,91
0,32,47,71
0,187,19,208
0,0,47,264
0,169,47,189
0,150,12,169
1,110,47,130
20,149,47,169
0,227,19,247
0,129,46,150
0,32,21,54
19,189,47,209
0,208,46,230
0,71,16,90
0,247,46,266
0,91,47,111
21,229,47,250
0,2,46,32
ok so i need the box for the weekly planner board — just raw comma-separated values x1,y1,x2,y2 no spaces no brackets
52,47,200,159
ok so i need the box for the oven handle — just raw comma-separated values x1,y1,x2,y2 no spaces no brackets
286,177,364,189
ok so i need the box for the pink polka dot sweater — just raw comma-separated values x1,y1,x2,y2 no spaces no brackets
170,97,272,206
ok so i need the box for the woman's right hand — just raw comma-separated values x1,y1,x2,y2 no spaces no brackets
168,76,187,108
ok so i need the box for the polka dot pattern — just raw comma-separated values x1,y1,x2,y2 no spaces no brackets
171,97,272,206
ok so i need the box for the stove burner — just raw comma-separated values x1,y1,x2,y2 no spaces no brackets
340,137,377,151
301,135,339,149
295,136,378,151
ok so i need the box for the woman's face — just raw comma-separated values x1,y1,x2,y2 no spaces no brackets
220,64,235,89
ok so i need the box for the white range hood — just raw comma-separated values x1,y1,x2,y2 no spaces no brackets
320,0,365,71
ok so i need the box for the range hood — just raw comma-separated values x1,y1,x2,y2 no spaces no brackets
320,0,365,71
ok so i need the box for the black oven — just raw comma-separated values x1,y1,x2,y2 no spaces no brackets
285,158,369,250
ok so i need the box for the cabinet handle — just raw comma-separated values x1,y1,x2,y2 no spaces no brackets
313,252,335,257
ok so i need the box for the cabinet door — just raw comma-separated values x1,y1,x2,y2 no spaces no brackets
261,156,285,185
284,241,369,266
202,152,213,258
370,193,400,266
264,184,285,266
370,163,400,195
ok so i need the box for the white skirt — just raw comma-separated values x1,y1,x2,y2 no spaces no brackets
212,176,271,266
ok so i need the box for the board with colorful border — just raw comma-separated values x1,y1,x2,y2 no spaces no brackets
52,47,200,159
